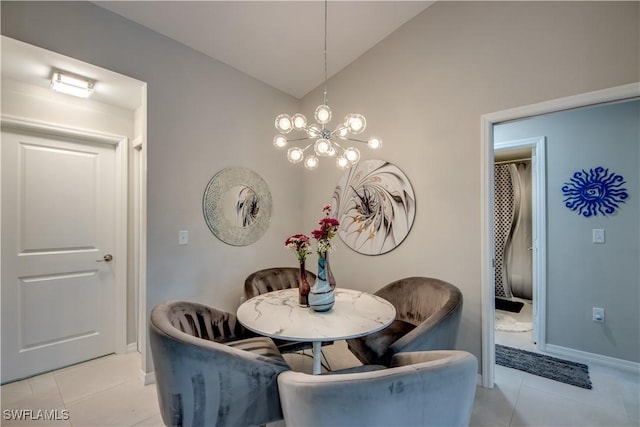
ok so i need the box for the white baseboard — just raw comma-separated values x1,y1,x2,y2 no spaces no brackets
476,373,486,387
545,344,640,374
139,368,156,385
126,342,138,353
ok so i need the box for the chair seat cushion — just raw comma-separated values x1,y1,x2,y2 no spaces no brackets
227,337,287,363
349,320,416,365
364,320,416,357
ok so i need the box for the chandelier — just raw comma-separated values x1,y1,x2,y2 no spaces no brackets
272,1,382,170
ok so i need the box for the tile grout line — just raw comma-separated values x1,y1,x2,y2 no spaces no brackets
504,367,524,427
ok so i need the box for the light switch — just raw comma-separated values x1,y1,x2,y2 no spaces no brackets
592,229,605,244
178,230,189,245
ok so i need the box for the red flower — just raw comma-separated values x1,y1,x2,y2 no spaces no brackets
312,206,340,254
285,234,311,263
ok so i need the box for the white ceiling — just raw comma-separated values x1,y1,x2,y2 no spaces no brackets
1,1,433,110
94,1,434,99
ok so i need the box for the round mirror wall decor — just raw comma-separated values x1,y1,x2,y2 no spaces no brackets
332,159,416,255
203,167,272,246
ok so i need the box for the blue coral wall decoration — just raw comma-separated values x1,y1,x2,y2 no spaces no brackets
562,167,629,217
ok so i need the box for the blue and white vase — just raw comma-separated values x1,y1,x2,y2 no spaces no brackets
308,253,335,312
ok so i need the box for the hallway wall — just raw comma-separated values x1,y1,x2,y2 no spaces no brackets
1,1,302,374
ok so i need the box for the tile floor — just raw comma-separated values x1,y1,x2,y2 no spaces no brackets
492,299,639,427
2,339,638,427
495,298,537,353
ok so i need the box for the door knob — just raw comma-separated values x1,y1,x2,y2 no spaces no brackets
97,254,113,262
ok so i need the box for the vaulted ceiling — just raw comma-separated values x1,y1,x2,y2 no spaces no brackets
93,1,434,99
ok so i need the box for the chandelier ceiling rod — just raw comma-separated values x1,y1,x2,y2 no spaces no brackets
272,0,382,171
323,0,328,107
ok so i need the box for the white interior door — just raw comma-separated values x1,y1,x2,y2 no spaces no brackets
530,148,539,345
1,127,117,383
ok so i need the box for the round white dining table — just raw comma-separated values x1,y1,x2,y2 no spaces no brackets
236,287,396,374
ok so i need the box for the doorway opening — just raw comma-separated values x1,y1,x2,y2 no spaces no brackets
493,137,546,356
480,83,639,388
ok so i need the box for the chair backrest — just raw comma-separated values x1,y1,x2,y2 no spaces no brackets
244,267,316,299
278,350,478,427
149,301,289,427
346,277,463,366
163,300,247,342
375,277,462,325
380,277,463,355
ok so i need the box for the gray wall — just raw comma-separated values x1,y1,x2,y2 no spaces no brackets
495,100,640,363
1,1,303,372
298,1,639,363
2,1,638,374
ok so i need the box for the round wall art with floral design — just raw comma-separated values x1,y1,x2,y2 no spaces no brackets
332,159,416,255
561,166,628,217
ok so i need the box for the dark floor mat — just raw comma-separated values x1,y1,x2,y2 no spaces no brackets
495,297,524,313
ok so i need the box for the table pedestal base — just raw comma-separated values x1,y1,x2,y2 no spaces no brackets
312,341,322,375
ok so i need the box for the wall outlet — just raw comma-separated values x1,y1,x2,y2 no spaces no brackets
593,307,605,323
178,230,189,245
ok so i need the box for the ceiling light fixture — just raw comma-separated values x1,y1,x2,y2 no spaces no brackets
50,70,95,98
272,0,382,170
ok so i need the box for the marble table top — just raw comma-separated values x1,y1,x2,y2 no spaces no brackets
236,288,396,342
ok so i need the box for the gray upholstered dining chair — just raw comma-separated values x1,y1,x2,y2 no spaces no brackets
148,300,290,427
347,276,463,366
244,267,316,299
244,267,333,355
278,350,478,427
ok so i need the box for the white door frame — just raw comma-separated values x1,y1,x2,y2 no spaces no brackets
480,82,640,388
494,137,546,350
1,114,129,355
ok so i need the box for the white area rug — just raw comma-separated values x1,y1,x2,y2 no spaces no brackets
495,312,533,332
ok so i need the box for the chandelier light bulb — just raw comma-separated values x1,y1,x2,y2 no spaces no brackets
344,147,361,163
273,135,288,149
335,125,349,139
327,145,337,157
292,113,307,130
275,114,293,133
304,156,319,170
287,147,304,163
314,139,332,156
307,124,321,138
315,105,332,124
336,155,350,169
367,137,382,150
345,113,366,134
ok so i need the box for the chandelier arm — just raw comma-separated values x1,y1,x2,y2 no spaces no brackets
334,136,369,144
330,140,347,153
287,137,314,143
